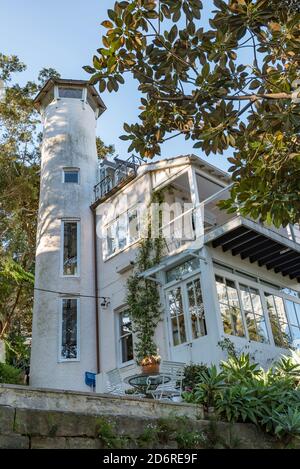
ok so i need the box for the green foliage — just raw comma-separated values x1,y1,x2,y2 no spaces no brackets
96,417,129,449
183,365,225,408
96,136,116,159
86,0,300,225
0,53,60,361
126,190,164,364
266,408,300,440
0,362,23,384
220,353,261,384
182,352,300,439
217,337,239,359
95,415,242,449
182,363,209,391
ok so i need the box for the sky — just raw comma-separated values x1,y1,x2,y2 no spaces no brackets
0,0,231,172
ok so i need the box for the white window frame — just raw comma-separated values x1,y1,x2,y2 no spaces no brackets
104,205,141,260
214,265,300,349
60,219,80,277
57,86,84,100
58,297,80,362
62,168,80,184
164,269,207,348
115,308,134,367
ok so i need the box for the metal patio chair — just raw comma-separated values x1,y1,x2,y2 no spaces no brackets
147,360,185,401
106,368,143,397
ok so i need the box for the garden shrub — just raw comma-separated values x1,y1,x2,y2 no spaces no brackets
0,362,23,384
182,353,300,440
183,363,208,391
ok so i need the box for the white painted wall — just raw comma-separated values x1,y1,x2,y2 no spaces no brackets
94,163,299,392
31,91,100,391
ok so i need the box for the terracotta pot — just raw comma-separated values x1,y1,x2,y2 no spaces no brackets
141,363,160,374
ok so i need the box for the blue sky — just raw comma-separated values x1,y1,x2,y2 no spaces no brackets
0,0,231,171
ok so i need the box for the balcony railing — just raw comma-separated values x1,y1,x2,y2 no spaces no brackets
158,185,299,256
94,155,144,202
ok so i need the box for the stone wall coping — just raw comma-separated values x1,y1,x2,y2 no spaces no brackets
0,384,193,408
0,385,203,421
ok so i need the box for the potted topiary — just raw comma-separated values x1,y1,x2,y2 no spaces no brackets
140,354,161,374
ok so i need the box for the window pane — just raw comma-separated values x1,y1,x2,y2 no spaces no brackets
256,317,269,343
171,318,180,346
226,279,239,308
220,304,233,335
215,276,244,338
286,300,298,326
119,312,133,363
295,303,300,325
250,288,263,315
121,335,133,363
63,222,78,275
168,287,186,345
117,215,127,250
274,296,288,323
187,279,207,340
231,306,245,337
61,299,77,359
59,87,83,99
244,310,258,341
215,276,227,303
240,284,252,311
166,258,200,282
281,323,292,348
120,312,132,336
128,208,139,243
291,326,300,349
64,170,79,183
178,315,187,344
107,222,117,256
270,318,284,347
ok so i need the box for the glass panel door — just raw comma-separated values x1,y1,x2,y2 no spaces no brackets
167,286,187,346
186,278,207,339
166,275,207,362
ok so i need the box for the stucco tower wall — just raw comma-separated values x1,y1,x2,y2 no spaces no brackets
31,95,98,391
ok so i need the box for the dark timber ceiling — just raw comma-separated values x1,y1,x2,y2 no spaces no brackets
212,226,300,282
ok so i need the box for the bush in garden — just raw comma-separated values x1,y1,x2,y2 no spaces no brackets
0,362,23,384
182,363,208,391
182,353,300,440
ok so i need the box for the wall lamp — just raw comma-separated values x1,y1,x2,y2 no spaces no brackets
100,297,110,308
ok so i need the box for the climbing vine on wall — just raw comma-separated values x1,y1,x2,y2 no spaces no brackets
126,190,165,364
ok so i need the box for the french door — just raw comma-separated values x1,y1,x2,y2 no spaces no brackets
165,275,207,363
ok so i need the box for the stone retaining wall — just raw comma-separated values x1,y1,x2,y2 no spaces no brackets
0,385,297,449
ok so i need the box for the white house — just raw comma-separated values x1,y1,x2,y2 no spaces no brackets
30,78,300,393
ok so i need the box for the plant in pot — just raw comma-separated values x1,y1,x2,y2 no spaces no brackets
140,353,161,374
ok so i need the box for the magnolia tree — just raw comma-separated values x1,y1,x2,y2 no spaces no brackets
85,0,300,227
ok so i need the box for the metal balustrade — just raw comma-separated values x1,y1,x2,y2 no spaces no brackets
94,155,144,202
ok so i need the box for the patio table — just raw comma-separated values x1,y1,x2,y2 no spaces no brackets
124,372,171,397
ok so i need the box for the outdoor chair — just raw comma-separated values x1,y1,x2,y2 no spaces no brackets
147,360,185,401
106,368,143,397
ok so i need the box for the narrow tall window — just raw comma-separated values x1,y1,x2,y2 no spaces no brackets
61,299,79,360
168,287,186,346
239,284,269,343
62,221,79,276
118,311,133,363
63,169,79,184
215,275,245,337
285,300,300,349
187,278,207,339
264,293,292,347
